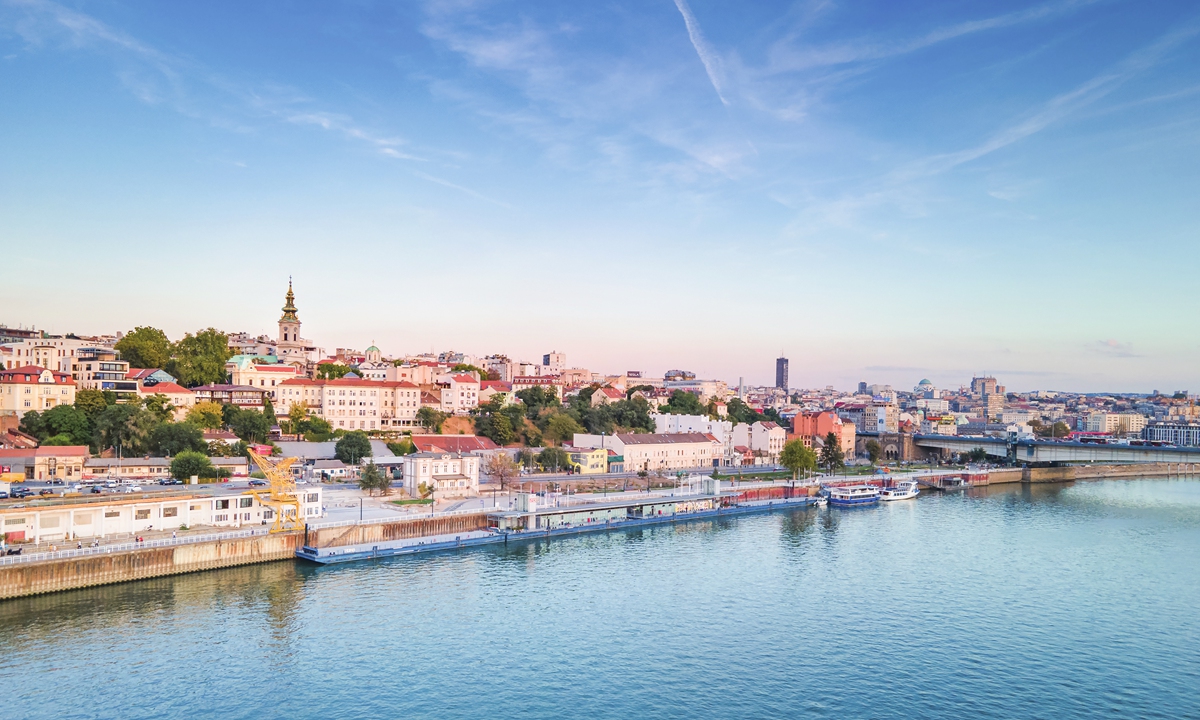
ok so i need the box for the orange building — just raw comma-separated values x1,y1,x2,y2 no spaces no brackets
790,411,856,458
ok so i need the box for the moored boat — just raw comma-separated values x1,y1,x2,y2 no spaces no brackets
880,480,919,501
826,485,880,507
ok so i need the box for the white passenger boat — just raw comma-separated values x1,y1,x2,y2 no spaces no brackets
879,480,920,501
826,485,880,507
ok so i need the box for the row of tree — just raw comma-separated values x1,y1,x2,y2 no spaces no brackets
470,386,657,448
18,390,279,459
779,433,846,479
114,327,234,387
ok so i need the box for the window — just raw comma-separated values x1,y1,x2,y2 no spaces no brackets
105,511,120,518
162,507,178,518
215,499,230,509
306,493,319,503
135,509,151,520
215,514,228,522
4,518,25,526
239,497,253,508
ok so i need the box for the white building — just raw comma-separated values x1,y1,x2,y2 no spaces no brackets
573,432,721,472
276,377,422,431
400,452,480,499
443,373,481,414
653,414,736,465
0,488,322,544
731,421,787,463
1086,412,1147,436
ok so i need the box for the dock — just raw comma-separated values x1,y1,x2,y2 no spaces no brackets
297,485,821,565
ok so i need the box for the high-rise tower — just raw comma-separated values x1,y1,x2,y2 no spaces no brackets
775,356,789,390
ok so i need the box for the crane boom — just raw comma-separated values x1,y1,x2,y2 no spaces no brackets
246,449,303,533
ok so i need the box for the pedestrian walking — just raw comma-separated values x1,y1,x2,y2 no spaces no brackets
172,531,177,539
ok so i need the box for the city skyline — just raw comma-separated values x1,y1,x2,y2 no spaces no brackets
3,1,1199,391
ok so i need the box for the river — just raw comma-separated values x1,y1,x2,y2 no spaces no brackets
2,478,1198,719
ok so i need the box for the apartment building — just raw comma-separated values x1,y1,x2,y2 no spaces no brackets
1086,412,1148,435
276,377,422,431
574,432,721,472
0,366,76,416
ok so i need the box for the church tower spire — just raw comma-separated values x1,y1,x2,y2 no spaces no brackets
278,278,301,351
281,277,299,323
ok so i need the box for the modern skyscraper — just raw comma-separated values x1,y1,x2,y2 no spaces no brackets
775,356,789,390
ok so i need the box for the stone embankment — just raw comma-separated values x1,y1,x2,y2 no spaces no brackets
0,531,302,600
987,462,1199,485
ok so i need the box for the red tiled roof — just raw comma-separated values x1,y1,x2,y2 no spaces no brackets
449,374,479,384
140,382,192,395
126,368,162,380
597,387,624,398
411,435,499,453
481,381,511,391
0,446,90,458
0,366,74,384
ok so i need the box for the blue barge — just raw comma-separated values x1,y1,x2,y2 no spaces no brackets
296,494,822,565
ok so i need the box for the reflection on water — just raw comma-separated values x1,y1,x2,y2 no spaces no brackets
1,479,1198,720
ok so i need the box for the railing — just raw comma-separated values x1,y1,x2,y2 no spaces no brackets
0,527,265,566
306,506,488,530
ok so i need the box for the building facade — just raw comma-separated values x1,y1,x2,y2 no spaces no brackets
400,452,480,499
0,366,76,416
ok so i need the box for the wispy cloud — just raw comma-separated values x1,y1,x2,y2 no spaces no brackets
766,0,1103,74
1,0,440,165
672,0,728,106
412,171,512,208
1093,339,1141,358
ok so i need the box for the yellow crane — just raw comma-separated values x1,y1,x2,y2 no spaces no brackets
246,448,303,533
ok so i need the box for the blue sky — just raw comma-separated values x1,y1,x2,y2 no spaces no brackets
2,0,1198,392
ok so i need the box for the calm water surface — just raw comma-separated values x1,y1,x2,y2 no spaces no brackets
2,479,1199,719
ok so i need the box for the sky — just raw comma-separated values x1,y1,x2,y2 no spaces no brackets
2,0,1198,393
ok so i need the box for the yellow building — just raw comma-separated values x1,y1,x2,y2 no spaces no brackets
565,446,609,475
0,365,77,416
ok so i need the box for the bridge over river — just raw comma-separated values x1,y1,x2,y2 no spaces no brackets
913,434,1200,464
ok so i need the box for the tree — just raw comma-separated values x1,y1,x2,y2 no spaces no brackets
42,433,76,446
483,453,519,490
74,389,110,420
725,398,765,425
515,386,560,419
287,401,309,428
386,438,416,455
262,397,276,424
149,422,206,456
141,394,175,424
168,328,232,387
94,404,156,455
966,447,989,463
819,432,845,473
416,407,447,433
358,463,390,496
115,326,172,369
536,447,570,472
450,363,486,377
544,412,584,446
659,390,705,416
865,439,882,464
335,430,372,464
780,440,817,480
186,401,225,430
316,363,353,380
42,405,92,446
19,410,44,440
231,409,271,444
170,450,212,481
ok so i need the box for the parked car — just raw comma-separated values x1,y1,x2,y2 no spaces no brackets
10,488,32,499
38,489,53,496
90,486,104,494
0,491,8,499
5,547,21,556
248,479,268,487
123,485,144,493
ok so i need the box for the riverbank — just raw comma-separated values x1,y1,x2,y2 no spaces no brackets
0,531,301,600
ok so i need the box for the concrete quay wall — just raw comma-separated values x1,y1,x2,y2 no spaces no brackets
985,462,1199,486
0,532,302,600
